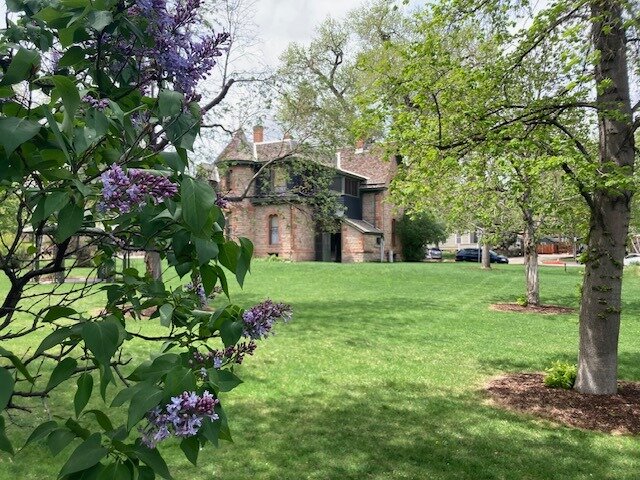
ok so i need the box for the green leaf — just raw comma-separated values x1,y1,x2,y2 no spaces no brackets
87,10,113,31
194,238,219,266
164,367,196,397
35,326,76,355
0,346,34,383
74,373,94,417
82,321,121,366
127,387,163,430
47,75,81,135
83,410,114,433
47,428,76,456
0,117,41,156
180,436,199,466
46,357,78,391
97,462,131,480
55,201,84,242
158,90,184,117
133,443,173,480
57,46,85,68
0,48,40,86
160,149,188,173
0,367,14,412
23,421,58,449
44,192,71,220
208,369,243,392
213,265,229,298
59,433,108,477
0,416,14,455
220,319,243,347
236,237,253,286
218,241,239,274
159,303,174,327
43,305,77,323
200,264,218,295
181,177,216,237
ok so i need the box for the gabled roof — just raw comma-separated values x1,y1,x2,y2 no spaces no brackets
216,129,254,162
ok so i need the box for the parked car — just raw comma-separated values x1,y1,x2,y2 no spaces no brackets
455,248,509,264
623,253,640,266
426,247,443,261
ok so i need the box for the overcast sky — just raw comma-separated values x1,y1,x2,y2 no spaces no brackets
253,0,363,66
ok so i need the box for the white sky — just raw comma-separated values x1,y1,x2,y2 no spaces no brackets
253,0,364,65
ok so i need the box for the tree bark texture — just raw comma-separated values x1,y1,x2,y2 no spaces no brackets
574,1,635,395
523,217,539,306
481,243,491,269
145,251,163,281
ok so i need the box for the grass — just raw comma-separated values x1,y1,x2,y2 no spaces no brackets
3,261,640,479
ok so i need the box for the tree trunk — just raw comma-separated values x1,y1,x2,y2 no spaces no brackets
145,251,163,281
574,1,635,395
523,218,539,306
481,243,491,269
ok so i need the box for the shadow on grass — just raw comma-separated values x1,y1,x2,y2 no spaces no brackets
223,384,631,480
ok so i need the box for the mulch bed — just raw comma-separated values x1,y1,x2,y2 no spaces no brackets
486,373,640,435
490,303,576,315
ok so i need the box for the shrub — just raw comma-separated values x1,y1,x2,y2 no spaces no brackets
397,212,447,262
515,295,528,307
544,361,577,389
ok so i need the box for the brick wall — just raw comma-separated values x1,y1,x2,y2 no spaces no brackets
341,223,365,262
362,192,376,225
226,199,316,261
219,164,255,197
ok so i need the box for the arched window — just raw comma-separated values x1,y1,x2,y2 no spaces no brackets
269,215,279,245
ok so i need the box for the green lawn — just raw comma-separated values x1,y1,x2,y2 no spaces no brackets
3,261,640,480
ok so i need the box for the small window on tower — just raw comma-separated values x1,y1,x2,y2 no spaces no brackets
269,215,279,245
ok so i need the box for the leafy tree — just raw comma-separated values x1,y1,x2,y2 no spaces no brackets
0,1,291,477
360,0,638,393
397,212,447,261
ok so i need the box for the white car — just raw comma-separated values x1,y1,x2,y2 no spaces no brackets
623,253,640,266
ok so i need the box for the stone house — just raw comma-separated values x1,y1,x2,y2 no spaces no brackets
213,126,402,262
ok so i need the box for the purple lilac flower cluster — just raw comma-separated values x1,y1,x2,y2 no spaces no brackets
82,95,110,111
140,390,219,448
99,165,178,213
129,0,230,95
184,281,207,308
215,193,230,209
190,342,258,372
242,300,292,340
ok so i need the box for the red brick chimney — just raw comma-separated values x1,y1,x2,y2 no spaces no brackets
253,125,264,143
355,138,365,150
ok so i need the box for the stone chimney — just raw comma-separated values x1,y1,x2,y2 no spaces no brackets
253,125,264,143
283,132,292,140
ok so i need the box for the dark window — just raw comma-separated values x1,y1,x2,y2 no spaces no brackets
392,219,396,247
330,176,343,192
470,232,478,243
269,215,279,245
225,168,232,191
344,178,359,197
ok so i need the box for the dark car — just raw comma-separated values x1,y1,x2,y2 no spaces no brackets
455,248,509,264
